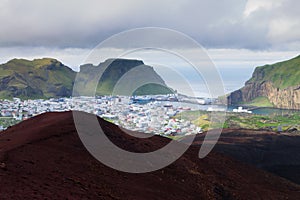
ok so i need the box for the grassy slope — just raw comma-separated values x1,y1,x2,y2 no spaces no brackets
224,113,300,130
0,58,75,99
242,96,274,107
175,110,300,131
133,84,173,96
93,60,173,96
248,55,300,89
0,58,172,99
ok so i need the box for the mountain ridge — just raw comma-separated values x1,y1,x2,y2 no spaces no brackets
0,58,172,99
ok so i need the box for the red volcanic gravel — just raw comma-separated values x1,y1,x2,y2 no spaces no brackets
0,111,299,199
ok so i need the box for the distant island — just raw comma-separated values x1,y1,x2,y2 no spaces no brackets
228,55,300,110
0,58,172,99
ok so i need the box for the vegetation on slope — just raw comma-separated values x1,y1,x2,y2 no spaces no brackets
78,59,173,96
227,55,300,109
241,96,274,107
247,55,300,89
0,58,172,99
0,58,76,99
175,110,300,132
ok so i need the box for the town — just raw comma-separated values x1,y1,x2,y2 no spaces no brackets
0,95,214,136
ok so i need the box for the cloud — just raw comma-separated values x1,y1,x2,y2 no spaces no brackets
243,0,284,17
0,46,90,71
0,0,299,51
266,0,300,49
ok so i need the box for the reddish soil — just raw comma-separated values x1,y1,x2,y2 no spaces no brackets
0,111,299,199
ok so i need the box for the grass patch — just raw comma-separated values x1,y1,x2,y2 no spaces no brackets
248,55,300,89
175,110,300,131
243,96,274,107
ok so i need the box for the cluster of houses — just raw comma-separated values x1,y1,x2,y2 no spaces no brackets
108,100,202,136
0,98,72,121
0,96,203,136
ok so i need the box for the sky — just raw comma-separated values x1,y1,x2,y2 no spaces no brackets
0,0,299,95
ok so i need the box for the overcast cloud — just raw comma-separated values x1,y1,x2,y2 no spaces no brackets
1,0,299,96
0,0,299,73
0,0,299,50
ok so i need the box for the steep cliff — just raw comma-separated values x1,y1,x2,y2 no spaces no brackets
228,55,300,109
75,58,173,96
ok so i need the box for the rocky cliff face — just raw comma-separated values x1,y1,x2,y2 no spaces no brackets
228,55,300,109
228,81,300,109
76,58,172,96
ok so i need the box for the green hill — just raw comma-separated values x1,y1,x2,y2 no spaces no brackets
0,58,75,99
228,55,300,109
246,55,300,89
0,58,172,99
74,58,172,96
